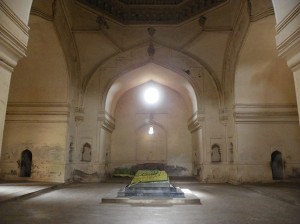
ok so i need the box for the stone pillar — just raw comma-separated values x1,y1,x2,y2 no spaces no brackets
74,108,84,162
98,111,115,177
272,0,300,121
0,64,11,154
188,112,204,179
0,0,32,155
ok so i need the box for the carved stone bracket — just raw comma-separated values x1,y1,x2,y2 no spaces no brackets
98,111,115,133
188,111,205,133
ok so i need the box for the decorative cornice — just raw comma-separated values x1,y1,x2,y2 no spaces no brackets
0,1,30,34
30,8,54,21
274,2,300,71
5,105,69,123
233,104,299,123
0,24,27,64
250,8,274,22
188,111,205,133
0,59,14,72
101,119,116,133
98,111,115,133
6,103,70,116
248,0,274,22
275,2,300,34
30,0,56,21
8,102,69,107
277,27,300,66
0,1,30,67
76,0,227,25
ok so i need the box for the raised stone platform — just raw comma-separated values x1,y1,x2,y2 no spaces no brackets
101,170,201,205
117,181,185,198
102,190,200,205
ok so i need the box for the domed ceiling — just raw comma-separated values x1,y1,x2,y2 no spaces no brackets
76,0,227,24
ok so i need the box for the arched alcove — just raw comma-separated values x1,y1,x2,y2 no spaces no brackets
20,149,32,177
271,150,284,180
109,81,193,176
136,123,167,162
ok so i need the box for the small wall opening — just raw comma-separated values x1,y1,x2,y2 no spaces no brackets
20,149,32,177
81,143,92,162
271,150,284,180
211,144,221,162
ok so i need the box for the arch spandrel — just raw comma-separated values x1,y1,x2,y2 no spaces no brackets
83,44,223,116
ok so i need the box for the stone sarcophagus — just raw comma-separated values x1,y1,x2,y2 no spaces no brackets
117,170,184,198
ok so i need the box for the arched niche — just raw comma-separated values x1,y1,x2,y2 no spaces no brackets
109,81,193,175
271,150,284,180
136,122,167,162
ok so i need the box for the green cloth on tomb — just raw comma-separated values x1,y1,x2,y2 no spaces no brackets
130,170,169,185
112,167,134,177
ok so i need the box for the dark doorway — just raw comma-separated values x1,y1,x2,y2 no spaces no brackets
20,149,32,177
271,151,284,180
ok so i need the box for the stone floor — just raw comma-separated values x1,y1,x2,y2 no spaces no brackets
0,181,299,224
0,181,58,203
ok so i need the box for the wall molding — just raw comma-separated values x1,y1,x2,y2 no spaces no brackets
275,2,300,34
0,1,30,35
277,27,300,64
0,1,30,67
234,104,299,123
250,8,274,22
0,59,14,72
6,103,70,122
274,2,300,71
31,2,55,21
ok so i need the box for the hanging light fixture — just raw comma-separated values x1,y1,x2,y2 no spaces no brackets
148,126,154,135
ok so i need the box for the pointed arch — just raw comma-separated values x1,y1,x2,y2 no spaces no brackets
81,43,223,114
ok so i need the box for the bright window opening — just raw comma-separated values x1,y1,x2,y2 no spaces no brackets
144,87,159,104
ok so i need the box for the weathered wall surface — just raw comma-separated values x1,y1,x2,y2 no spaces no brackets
0,0,31,158
0,16,69,182
235,16,296,105
8,16,69,103
233,15,300,183
1,122,68,182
